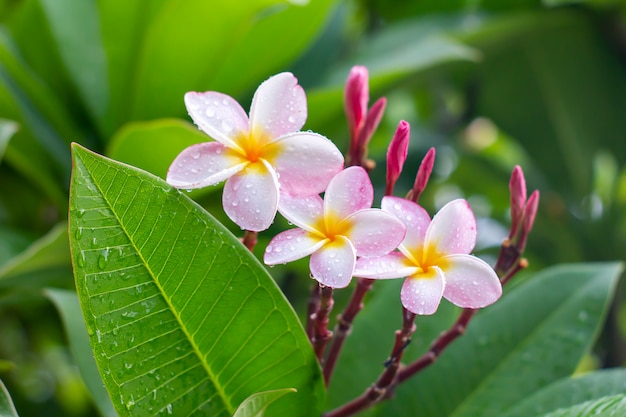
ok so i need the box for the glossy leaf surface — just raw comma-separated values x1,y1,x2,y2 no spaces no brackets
69,144,324,416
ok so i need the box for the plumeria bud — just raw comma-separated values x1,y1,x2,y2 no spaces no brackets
344,66,369,140
509,165,527,239
386,120,411,196
516,190,540,253
407,147,436,203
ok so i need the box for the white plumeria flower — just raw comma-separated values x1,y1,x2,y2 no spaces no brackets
354,196,502,315
167,72,344,232
264,167,406,288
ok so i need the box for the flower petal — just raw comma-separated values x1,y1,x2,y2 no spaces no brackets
354,253,418,279
310,236,355,288
426,199,477,255
167,143,246,189
249,72,307,138
271,132,344,195
264,229,326,266
278,192,324,234
400,268,445,315
222,160,279,231
184,92,249,150
382,196,430,252
324,166,373,219
345,209,405,257
441,254,502,309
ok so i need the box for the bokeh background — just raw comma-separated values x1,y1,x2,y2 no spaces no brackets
0,0,625,415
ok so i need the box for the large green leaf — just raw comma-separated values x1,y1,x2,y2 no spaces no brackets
538,395,626,417
504,369,626,417
0,379,19,417
327,263,622,416
45,288,117,417
69,144,324,416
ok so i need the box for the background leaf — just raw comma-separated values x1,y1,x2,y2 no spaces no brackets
504,369,626,417
0,378,19,417
0,119,17,162
233,388,297,417
69,144,325,416
44,288,116,417
538,395,626,417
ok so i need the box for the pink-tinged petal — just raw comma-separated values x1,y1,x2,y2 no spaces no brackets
264,229,326,265
277,192,324,234
222,160,279,232
167,143,246,189
382,196,430,251
249,72,307,138
426,199,477,255
324,166,373,219
441,254,502,308
271,132,344,195
184,92,249,149
345,209,405,257
400,268,445,315
310,236,356,288
354,252,418,279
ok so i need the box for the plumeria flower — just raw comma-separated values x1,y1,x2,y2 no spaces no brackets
354,197,502,315
264,166,406,288
167,72,344,232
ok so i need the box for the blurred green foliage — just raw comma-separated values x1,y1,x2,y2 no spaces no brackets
1,0,626,415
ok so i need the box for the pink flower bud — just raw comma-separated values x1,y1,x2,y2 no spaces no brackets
516,190,539,253
344,66,369,140
386,120,410,195
408,147,436,203
509,165,527,239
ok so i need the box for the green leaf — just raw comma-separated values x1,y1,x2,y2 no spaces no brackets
233,388,297,417
44,288,116,417
106,119,207,180
69,144,325,417
0,119,18,162
538,395,626,417
38,0,109,126
504,369,626,417
0,222,71,287
0,378,19,417
328,263,622,416
375,262,623,417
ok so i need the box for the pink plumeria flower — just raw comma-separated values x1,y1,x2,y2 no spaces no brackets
167,72,344,232
355,197,502,315
264,166,406,288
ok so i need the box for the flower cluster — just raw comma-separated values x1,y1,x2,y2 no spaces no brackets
168,70,502,316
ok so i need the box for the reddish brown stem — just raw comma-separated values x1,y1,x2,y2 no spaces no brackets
306,284,321,341
312,285,334,361
323,278,375,385
241,230,258,252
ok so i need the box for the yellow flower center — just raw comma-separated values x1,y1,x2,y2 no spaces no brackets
406,241,450,279
233,129,279,164
313,210,353,243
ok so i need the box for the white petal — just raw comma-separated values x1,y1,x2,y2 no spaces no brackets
249,72,307,138
277,192,324,234
324,166,373,220
264,229,325,265
346,209,406,257
271,132,344,195
167,142,246,189
222,160,279,232
381,196,430,252
426,199,477,255
184,92,249,150
310,236,355,288
441,254,502,309
400,268,445,315
354,253,418,279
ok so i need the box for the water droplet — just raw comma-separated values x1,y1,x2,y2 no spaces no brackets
98,255,107,269
205,108,215,118
232,200,239,207
329,252,336,258
288,115,296,123
77,251,86,267
167,404,173,414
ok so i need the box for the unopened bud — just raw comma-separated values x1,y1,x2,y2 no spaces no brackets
344,66,369,140
517,190,540,253
408,147,435,203
385,121,411,195
509,165,527,239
